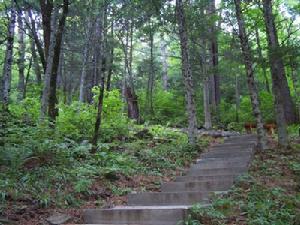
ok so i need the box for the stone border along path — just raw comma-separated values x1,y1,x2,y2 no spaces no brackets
81,134,257,225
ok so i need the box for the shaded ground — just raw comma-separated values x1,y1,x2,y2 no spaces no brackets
1,129,222,225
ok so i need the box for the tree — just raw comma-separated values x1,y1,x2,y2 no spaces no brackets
262,0,289,146
17,9,25,100
262,0,297,125
176,0,197,145
1,1,16,111
234,0,267,150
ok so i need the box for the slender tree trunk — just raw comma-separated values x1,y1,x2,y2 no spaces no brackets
176,0,197,145
17,10,26,100
123,19,140,121
203,78,212,129
262,0,290,146
235,74,240,122
91,4,108,152
146,28,155,116
254,27,270,93
27,9,46,71
91,72,105,153
79,18,92,102
48,0,69,121
1,2,16,111
106,16,114,91
40,8,58,118
200,38,212,129
160,33,169,90
40,0,53,60
262,0,297,124
31,36,42,84
23,57,33,99
234,0,267,150
208,0,220,121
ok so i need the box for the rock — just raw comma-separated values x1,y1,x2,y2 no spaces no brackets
46,213,72,225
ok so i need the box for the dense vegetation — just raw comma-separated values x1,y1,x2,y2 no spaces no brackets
0,0,299,224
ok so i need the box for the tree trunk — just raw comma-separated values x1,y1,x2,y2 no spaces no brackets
91,4,108,153
27,9,46,71
123,19,140,121
235,74,240,122
40,8,58,118
79,18,92,102
254,27,271,93
40,0,53,60
160,33,169,91
203,78,212,129
1,2,16,111
31,36,42,85
17,9,26,101
48,0,69,121
106,16,114,91
146,28,155,116
200,38,212,130
234,0,267,150
176,0,198,145
23,57,33,99
262,0,297,124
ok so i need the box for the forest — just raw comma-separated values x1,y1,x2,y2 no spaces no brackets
0,0,299,224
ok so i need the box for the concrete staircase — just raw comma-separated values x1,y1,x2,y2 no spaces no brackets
82,134,257,225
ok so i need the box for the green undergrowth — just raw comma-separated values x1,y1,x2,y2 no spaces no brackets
0,114,209,209
184,142,300,225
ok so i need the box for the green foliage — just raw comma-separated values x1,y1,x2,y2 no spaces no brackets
139,88,186,126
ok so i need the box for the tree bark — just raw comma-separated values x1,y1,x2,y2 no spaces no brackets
79,18,92,102
176,0,197,145
27,9,46,71
40,0,53,60
106,16,114,91
91,4,108,153
203,78,212,129
122,19,140,121
160,33,169,91
1,2,16,111
23,57,33,99
234,0,267,150
48,0,69,121
235,74,240,122
17,9,26,101
254,27,271,93
262,0,297,124
146,27,155,116
40,8,58,118
31,35,42,85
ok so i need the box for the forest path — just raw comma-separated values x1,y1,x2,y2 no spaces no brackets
80,134,257,225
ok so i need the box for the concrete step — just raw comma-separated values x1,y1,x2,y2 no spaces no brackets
196,155,251,164
206,147,254,153
201,151,253,159
128,191,210,206
190,160,250,170
161,179,234,192
209,143,255,150
187,166,248,176
83,206,190,225
175,174,237,182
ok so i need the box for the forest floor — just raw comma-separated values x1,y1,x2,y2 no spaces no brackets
1,132,299,225
1,125,215,225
